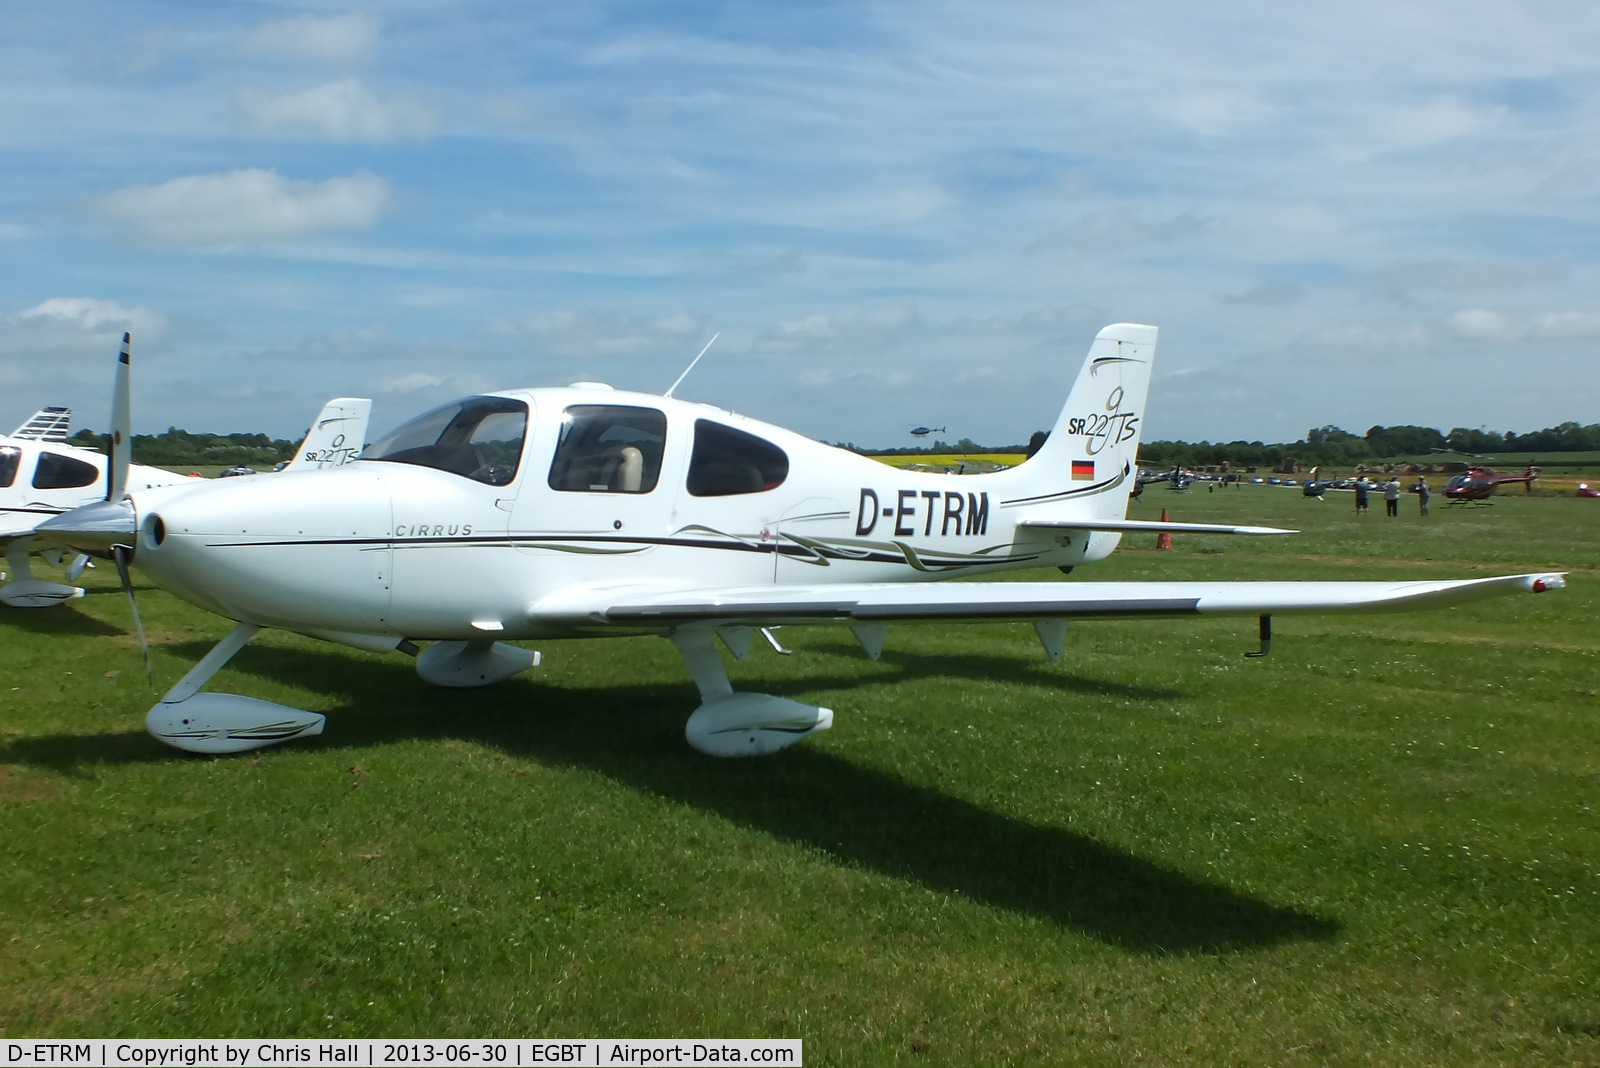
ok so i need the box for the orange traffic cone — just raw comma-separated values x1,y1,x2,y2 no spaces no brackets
1156,507,1173,550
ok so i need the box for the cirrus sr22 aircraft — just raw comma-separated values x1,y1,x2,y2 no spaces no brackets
41,324,1564,757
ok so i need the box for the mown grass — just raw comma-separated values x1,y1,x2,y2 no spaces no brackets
2,490,1597,1064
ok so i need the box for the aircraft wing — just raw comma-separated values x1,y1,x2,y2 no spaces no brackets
1016,517,1294,536
1,519,42,541
0,508,56,541
537,573,1564,628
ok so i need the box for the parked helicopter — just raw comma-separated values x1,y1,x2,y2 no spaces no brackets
40,324,1563,758
1443,464,1536,505
1301,466,1335,498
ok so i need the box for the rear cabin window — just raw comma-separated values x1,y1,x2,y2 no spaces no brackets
548,405,668,493
687,420,789,497
32,451,99,490
361,396,528,486
0,446,18,488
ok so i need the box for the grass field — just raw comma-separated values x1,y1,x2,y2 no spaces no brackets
2,489,1598,1064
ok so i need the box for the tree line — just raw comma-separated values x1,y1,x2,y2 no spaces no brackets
1136,421,1600,470
65,416,1598,471
843,420,1600,468
69,427,302,469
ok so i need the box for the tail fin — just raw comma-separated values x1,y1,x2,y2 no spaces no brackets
281,398,372,473
1006,323,1156,521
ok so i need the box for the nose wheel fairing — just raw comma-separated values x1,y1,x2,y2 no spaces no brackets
142,622,326,755
147,693,325,755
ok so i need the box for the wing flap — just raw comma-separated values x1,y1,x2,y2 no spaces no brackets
1017,517,1295,536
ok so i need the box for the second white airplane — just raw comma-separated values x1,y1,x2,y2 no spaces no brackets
42,324,1563,756
1,336,371,607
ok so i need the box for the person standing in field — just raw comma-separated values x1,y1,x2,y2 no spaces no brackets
1385,476,1401,517
1414,476,1430,517
1355,477,1370,514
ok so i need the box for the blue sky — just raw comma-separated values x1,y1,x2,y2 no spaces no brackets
2,1,1598,447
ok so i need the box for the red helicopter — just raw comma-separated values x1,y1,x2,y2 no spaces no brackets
1578,482,1599,498
1443,463,1537,504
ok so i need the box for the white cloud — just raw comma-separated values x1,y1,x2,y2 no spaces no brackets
378,372,448,393
759,307,919,350
16,297,161,334
1304,323,1429,351
1535,310,1600,339
0,223,29,240
487,309,707,358
1450,308,1510,339
242,13,380,67
234,79,440,141
0,299,164,400
1219,280,1307,307
94,169,389,247
1030,210,1209,253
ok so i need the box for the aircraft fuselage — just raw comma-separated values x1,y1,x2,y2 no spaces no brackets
125,386,1118,644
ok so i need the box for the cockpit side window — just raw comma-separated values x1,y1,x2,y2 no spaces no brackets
361,397,529,486
686,419,789,497
31,451,99,490
0,446,18,488
548,405,668,493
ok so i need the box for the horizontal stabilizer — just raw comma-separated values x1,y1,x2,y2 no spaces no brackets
1017,517,1295,536
9,406,71,441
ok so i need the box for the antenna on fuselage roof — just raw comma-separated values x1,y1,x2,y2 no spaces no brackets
663,332,719,399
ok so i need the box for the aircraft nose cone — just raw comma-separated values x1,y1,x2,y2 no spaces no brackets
37,498,137,553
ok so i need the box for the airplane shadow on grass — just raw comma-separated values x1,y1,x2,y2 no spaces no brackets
3,639,1334,955
0,602,128,638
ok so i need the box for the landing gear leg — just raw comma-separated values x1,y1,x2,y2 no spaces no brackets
0,538,85,608
671,626,832,757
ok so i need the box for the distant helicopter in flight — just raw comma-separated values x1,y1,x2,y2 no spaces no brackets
909,425,946,438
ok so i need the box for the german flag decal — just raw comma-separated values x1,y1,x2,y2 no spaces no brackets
1071,460,1094,481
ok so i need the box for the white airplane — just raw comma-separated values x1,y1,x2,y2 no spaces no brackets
41,323,1564,757
1,334,372,607
1,341,192,607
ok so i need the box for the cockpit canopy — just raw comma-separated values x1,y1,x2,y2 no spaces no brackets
361,396,528,486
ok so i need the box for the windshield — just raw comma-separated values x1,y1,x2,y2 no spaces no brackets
362,396,529,486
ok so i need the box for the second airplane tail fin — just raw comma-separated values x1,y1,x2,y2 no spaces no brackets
282,398,372,473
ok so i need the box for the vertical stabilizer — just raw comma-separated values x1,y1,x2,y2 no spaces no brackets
1007,323,1156,522
282,398,372,473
